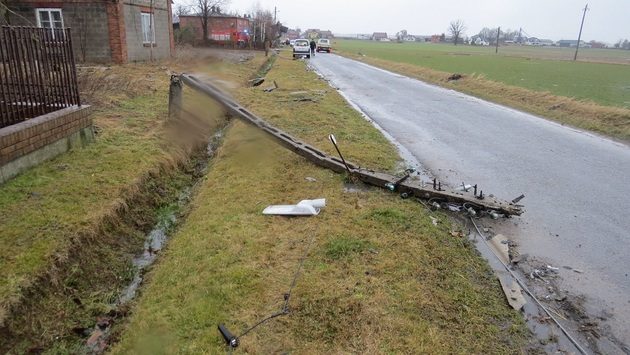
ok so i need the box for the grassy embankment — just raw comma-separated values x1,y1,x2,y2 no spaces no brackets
111,51,528,354
0,53,266,352
334,39,630,141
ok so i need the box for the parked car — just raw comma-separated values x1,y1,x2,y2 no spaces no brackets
316,38,331,53
293,39,311,59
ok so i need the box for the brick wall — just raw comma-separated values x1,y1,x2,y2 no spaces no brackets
106,1,127,64
179,15,251,44
0,106,93,165
3,2,112,62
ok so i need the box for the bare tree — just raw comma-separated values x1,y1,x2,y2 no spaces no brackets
448,19,466,45
175,3,191,18
195,0,229,44
396,29,408,42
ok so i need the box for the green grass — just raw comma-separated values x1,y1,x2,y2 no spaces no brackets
334,39,630,108
0,55,268,351
111,52,528,354
323,235,372,260
0,90,168,305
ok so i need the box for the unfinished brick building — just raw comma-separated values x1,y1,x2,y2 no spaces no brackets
1,0,175,63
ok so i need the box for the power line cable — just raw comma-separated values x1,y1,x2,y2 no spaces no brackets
220,230,317,351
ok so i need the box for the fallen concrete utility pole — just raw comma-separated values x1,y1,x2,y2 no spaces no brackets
178,74,523,216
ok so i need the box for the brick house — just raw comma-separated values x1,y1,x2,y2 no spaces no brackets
179,14,251,45
372,32,388,41
286,29,300,40
1,0,175,63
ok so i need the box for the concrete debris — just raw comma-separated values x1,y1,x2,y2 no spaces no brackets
305,177,317,182
263,80,279,92
450,230,465,238
430,216,439,226
489,234,510,265
546,265,560,273
86,329,107,353
263,198,326,216
498,277,527,311
511,253,528,264
249,77,265,87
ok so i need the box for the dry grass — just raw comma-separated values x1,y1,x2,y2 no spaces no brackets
339,52,630,142
0,50,267,352
111,52,528,354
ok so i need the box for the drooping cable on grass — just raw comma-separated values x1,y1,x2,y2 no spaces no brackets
219,231,317,351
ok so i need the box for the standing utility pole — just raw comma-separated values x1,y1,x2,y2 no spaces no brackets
274,6,277,23
574,4,589,61
495,26,500,54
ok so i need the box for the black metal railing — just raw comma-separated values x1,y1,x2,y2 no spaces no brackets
0,26,81,128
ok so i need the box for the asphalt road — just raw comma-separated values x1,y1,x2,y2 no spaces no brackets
310,53,630,351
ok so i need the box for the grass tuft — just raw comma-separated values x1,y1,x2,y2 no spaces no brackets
324,235,372,260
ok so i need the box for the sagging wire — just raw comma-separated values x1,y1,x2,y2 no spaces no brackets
219,231,317,352
469,217,589,355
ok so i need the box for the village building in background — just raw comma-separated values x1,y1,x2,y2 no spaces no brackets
178,13,251,47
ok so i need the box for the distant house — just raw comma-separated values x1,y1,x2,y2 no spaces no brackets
526,37,540,45
372,32,388,41
179,14,251,45
589,41,606,49
303,29,333,39
319,30,333,39
304,29,320,39
558,39,585,47
1,0,174,63
538,39,555,46
469,36,489,46
286,29,300,40
430,34,446,43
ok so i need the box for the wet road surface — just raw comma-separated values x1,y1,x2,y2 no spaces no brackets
310,54,630,351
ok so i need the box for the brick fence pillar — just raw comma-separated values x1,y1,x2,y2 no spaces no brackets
106,1,128,64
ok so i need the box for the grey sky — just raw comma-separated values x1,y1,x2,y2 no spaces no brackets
179,0,629,43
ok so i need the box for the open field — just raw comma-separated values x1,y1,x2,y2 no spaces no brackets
334,39,630,109
332,40,630,141
111,51,529,354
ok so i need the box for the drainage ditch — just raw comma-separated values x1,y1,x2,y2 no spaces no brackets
82,130,227,353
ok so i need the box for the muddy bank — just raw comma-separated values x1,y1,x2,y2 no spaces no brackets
0,122,227,354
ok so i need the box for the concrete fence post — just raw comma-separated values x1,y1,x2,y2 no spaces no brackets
168,75,182,120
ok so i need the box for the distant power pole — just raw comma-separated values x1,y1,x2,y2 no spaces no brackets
518,27,522,44
495,26,501,54
274,6,277,23
574,4,589,61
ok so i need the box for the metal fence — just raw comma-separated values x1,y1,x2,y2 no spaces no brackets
0,26,81,129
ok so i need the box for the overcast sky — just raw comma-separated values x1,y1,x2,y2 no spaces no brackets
180,0,629,43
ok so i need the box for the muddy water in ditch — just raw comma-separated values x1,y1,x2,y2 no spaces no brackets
84,131,225,353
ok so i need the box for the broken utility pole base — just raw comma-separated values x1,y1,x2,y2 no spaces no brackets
178,74,524,217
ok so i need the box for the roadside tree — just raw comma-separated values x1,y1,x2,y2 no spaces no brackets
195,0,229,45
448,20,466,45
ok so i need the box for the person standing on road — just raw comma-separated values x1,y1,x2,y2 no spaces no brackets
309,39,316,57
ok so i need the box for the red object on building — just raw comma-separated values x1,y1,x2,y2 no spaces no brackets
179,15,251,45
